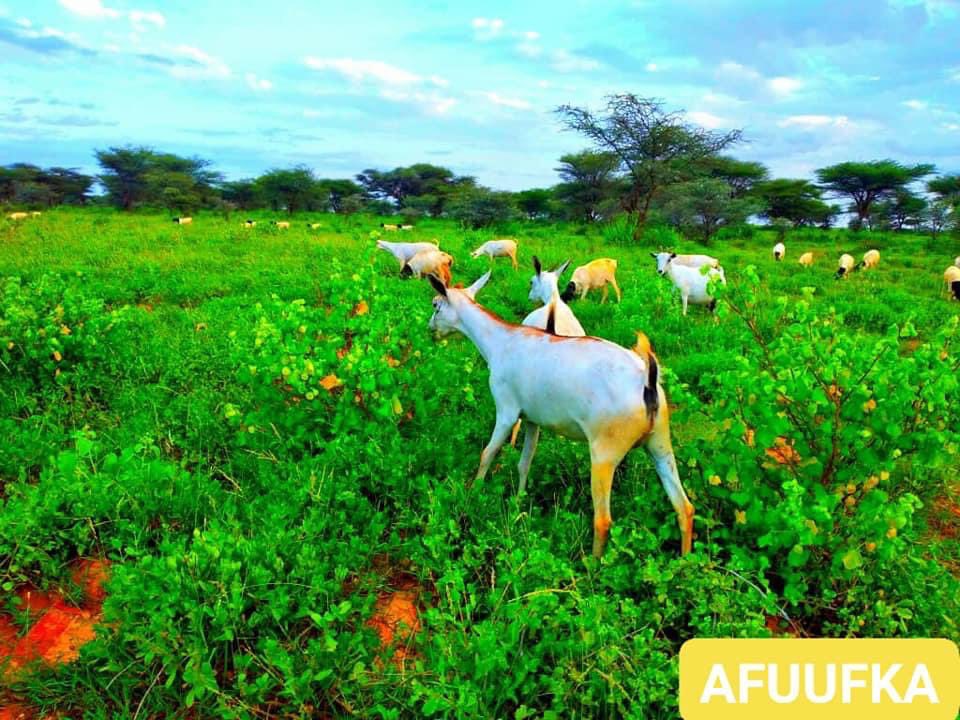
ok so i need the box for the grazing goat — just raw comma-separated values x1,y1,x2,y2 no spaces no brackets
308,222,322,229
671,253,720,269
243,219,256,228
381,223,400,231
651,252,725,315
835,253,855,279
798,252,814,267
860,249,880,270
172,217,193,225
400,224,414,231
7,212,28,220
561,258,621,303
773,242,786,261
471,239,518,269
376,239,440,270
427,272,693,556
524,256,585,337
30,211,42,218
511,255,586,455
402,249,454,286
944,265,960,301
955,256,960,268
272,221,290,229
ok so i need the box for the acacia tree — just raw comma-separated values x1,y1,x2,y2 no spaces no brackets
815,160,934,228
556,95,743,240
660,177,760,243
256,167,319,214
928,175,960,207
553,150,621,221
752,178,834,227
698,156,769,197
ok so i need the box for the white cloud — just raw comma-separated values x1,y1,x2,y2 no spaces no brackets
645,62,658,72
524,30,539,40
517,39,542,57
537,80,551,88
381,88,457,115
103,43,120,52
778,114,850,129
768,76,802,97
717,60,761,81
687,110,726,129
59,0,120,19
902,99,927,110
245,73,273,91
551,49,600,72
430,75,449,87
943,122,960,131
472,17,505,40
305,57,422,86
171,45,230,79
129,9,165,31
947,67,960,81
15,17,32,27
483,91,533,110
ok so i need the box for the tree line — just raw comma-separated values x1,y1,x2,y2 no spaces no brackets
2,94,958,240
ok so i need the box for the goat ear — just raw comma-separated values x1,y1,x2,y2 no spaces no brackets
465,270,491,299
649,252,658,259
670,252,677,259
428,274,448,296
554,259,571,276
532,255,542,275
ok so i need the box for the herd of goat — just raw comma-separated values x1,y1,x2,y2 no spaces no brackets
375,233,960,557
4,210,960,556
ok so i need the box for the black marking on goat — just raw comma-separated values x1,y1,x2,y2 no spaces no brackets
643,350,659,422
400,263,413,277
835,266,847,279
172,217,180,223
560,281,577,302
532,255,541,275
708,299,717,312
952,281,960,301
775,252,782,260
428,274,447,296
545,302,557,334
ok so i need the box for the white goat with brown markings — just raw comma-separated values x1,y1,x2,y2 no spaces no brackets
427,273,694,557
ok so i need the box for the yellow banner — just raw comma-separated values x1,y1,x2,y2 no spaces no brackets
679,639,960,720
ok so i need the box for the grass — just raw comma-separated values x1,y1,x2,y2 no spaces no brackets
1,208,958,717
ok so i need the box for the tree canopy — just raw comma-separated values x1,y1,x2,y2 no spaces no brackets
815,159,934,226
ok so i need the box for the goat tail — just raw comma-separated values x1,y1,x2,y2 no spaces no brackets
632,331,659,422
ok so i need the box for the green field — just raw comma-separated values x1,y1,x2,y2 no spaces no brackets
1,209,959,717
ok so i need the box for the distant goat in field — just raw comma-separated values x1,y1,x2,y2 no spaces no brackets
172,217,193,225
561,258,621,303
470,239,518,269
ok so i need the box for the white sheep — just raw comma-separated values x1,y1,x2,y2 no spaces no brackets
400,224,415,231
860,249,880,269
402,249,454,286
381,223,400,231
944,265,960,301
835,253,855,279
427,273,693,556
561,258,621,303
308,222,322,229
376,239,440,270
272,221,290,229
7,212,28,220
172,217,193,225
651,252,725,315
243,219,256,228
773,242,786,261
470,239,518,269
798,252,814,267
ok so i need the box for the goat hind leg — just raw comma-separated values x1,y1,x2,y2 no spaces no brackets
517,423,540,495
475,412,519,483
645,419,694,554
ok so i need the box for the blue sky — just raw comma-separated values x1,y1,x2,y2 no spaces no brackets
1,0,958,190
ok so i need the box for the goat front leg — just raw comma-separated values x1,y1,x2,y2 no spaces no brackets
611,278,622,303
588,450,624,557
681,291,689,316
474,410,519,484
516,423,540,495
601,285,609,304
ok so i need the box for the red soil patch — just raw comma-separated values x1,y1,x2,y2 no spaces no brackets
0,559,109,678
353,557,425,670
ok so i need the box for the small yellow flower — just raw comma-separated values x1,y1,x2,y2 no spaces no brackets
60,325,71,335
845,495,857,508
735,510,747,525
886,527,897,539
862,398,876,413
865,542,877,553
52,350,62,362
846,483,857,494
879,470,890,481
708,475,722,486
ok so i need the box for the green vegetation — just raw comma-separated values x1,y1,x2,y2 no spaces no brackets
1,209,959,717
